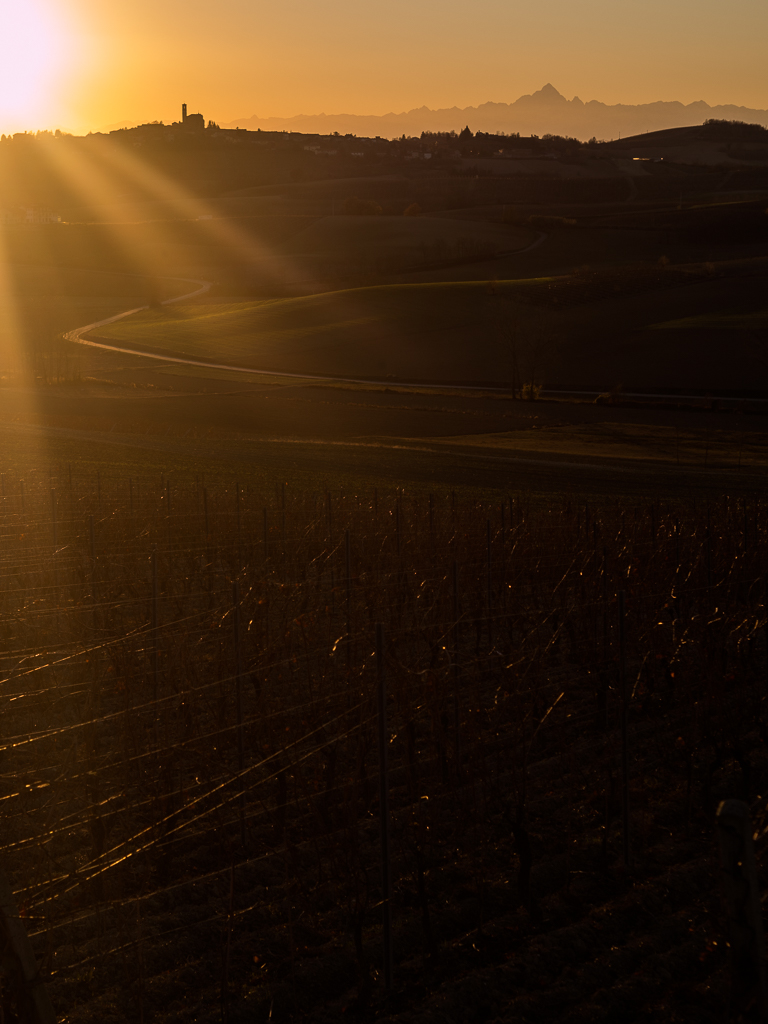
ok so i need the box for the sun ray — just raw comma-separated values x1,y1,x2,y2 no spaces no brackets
0,220,53,471
22,132,393,400
85,138,322,294
83,138,401,369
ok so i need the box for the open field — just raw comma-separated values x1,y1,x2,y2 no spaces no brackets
84,257,768,393
652,309,768,329
426,421,768,471
7,300,768,501
285,214,535,267
0,372,766,505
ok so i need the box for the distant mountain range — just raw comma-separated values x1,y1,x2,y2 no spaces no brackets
223,84,768,140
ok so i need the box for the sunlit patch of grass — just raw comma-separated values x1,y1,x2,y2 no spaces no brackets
420,421,768,469
153,362,518,397
0,418,506,498
651,310,768,329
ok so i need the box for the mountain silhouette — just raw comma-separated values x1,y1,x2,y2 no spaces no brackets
223,85,768,140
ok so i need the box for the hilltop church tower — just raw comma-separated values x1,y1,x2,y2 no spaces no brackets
179,102,204,130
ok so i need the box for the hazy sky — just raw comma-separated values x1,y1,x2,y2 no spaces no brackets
2,0,767,133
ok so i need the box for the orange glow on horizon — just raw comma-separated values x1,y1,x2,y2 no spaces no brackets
33,134,321,295
3,0,767,136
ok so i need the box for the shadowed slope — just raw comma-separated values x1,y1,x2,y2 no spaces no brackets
86,282,544,382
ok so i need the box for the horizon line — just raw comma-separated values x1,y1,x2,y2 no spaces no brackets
5,83,768,138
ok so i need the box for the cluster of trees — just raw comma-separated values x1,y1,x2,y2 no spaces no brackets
418,126,586,159
702,119,768,141
0,129,71,144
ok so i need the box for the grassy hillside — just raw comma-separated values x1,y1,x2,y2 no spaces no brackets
652,309,768,329
88,281,547,382
286,214,534,265
88,261,768,390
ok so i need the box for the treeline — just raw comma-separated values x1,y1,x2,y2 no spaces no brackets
702,119,768,141
420,127,591,158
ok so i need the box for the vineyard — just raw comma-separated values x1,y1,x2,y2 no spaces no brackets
0,467,766,1022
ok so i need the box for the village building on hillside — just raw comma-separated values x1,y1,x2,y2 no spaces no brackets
0,206,61,224
175,103,205,131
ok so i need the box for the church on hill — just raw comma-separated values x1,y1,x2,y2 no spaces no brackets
178,103,204,130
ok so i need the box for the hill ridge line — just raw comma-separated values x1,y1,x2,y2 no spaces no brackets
224,83,768,140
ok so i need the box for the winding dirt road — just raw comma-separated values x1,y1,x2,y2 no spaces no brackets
64,276,212,348
64,272,765,406
63,236,554,395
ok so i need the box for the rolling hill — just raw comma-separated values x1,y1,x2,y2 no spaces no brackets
85,282,536,383
84,261,768,393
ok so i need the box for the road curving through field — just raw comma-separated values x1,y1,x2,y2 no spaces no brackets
64,276,212,349
64,272,766,406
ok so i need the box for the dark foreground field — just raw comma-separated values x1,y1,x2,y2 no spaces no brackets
0,439,765,1023
0,289,765,1023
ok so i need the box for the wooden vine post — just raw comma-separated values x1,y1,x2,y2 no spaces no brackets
716,799,767,1021
453,560,461,775
345,529,352,667
0,867,56,1022
486,519,493,648
151,548,159,700
618,589,630,866
376,622,392,989
233,580,246,850
50,488,57,548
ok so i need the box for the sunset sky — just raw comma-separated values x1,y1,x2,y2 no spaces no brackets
2,0,767,134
